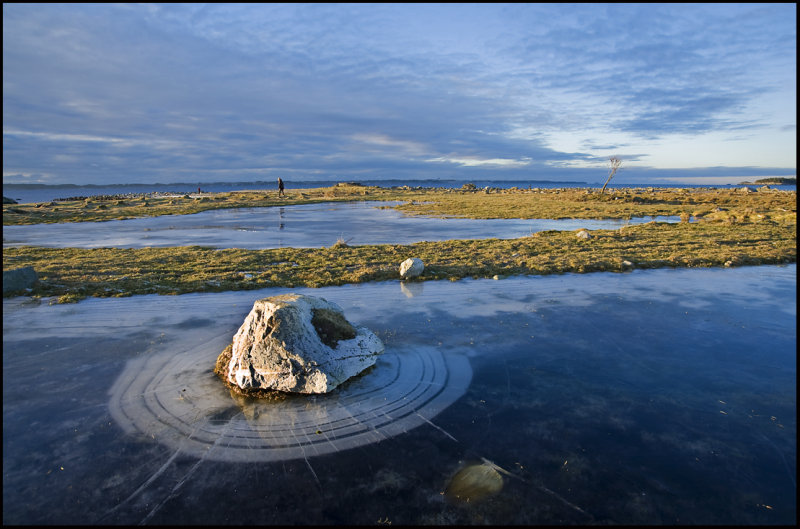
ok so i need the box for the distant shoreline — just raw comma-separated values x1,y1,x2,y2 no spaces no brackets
3,179,588,190
5,179,797,207
737,177,796,185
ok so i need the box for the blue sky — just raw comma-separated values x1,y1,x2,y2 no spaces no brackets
3,3,796,185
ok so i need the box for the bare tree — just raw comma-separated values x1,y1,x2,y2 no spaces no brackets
601,156,622,194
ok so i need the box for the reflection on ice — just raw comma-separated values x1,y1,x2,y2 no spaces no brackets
400,281,424,298
2,201,681,249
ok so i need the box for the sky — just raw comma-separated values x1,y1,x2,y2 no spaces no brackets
2,3,796,186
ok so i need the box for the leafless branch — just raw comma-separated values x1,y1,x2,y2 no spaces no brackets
601,156,622,194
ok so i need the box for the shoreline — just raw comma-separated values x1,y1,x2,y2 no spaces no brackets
3,185,796,303
3,184,797,225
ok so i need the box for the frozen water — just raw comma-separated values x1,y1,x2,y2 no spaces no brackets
2,201,681,249
3,266,796,524
109,344,472,462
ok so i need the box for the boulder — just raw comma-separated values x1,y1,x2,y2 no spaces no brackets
218,294,384,394
576,229,592,240
3,266,37,295
399,258,424,279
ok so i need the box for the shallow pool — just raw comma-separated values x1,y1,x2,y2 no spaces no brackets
2,201,681,249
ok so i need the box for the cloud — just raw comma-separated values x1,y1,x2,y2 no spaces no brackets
2,3,795,184
426,156,532,168
349,134,431,158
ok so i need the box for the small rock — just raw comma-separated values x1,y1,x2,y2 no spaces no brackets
3,266,37,295
576,230,592,240
399,258,424,279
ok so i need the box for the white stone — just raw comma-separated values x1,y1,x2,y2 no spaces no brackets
225,294,384,394
576,229,592,240
399,258,424,279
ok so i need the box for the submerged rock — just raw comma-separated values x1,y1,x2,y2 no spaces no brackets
216,294,384,394
444,461,504,503
399,257,424,279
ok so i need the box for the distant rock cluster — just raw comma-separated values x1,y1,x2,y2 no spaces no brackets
53,193,144,202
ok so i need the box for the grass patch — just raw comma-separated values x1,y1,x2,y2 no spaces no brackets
4,217,795,303
392,186,797,221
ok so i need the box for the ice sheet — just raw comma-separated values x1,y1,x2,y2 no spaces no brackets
2,201,681,248
3,266,796,524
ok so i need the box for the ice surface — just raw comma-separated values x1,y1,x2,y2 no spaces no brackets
3,266,796,525
2,201,681,248
109,344,472,462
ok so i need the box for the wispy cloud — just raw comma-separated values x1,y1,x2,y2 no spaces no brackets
427,156,532,168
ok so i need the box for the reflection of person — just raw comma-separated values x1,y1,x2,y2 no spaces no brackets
278,178,285,197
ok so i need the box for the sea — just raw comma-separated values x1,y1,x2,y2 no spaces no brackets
3,178,795,205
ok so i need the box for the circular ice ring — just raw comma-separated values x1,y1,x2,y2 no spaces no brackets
109,344,472,462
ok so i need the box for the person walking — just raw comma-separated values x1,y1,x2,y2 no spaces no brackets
277,177,285,197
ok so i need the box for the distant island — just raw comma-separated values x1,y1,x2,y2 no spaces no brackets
737,177,796,185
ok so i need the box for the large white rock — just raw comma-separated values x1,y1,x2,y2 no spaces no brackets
399,258,424,279
224,294,384,394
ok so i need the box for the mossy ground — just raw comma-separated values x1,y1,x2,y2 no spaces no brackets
3,185,795,303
